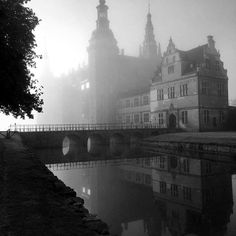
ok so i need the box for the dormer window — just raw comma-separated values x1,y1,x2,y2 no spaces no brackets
168,65,174,74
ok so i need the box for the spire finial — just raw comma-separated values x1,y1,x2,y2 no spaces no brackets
148,0,150,14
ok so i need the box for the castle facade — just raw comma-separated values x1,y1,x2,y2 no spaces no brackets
80,0,229,131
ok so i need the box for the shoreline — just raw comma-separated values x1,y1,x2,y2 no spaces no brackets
0,137,110,236
143,132,236,156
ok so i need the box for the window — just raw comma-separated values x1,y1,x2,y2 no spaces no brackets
160,181,167,194
86,82,90,89
217,82,225,96
145,159,151,166
219,111,224,123
203,110,210,124
181,111,188,124
205,161,212,174
125,115,131,123
180,84,188,97
134,98,139,107
205,58,211,69
168,87,175,99
81,84,85,91
158,113,164,125
160,156,165,168
143,113,150,123
125,99,130,108
183,187,191,200
134,114,139,123
143,95,149,105
201,81,209,95
173,56,176,62
171,184,178,197
183,159,189,173
87,189,91,195
168,65,175,74
216,61,220,71
157,89,164,100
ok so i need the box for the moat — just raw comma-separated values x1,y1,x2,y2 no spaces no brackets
36,145,236,236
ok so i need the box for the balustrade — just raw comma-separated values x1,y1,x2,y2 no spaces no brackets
10,123,163,132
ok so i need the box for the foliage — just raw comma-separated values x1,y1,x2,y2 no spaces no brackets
0,0,43,118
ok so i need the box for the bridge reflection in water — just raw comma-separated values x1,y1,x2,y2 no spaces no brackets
35,141,236,236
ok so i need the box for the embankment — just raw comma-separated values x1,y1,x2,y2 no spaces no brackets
142,132,236,156
0,137,110,236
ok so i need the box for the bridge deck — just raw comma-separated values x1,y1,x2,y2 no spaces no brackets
10,123,166,132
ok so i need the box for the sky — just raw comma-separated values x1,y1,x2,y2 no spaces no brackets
1,0,236,129
28,0,236,94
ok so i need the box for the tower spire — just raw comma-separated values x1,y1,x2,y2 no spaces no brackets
88,0,119,64
96,0,109,30
148,0,150,14
142,0,158,60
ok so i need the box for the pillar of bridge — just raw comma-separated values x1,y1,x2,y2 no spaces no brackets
109,133,125,156
130,133,142,153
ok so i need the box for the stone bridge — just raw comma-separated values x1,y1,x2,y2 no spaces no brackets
11,123,180,157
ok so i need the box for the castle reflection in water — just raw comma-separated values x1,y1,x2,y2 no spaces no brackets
36,147,235,236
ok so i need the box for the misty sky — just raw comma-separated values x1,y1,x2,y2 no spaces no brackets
1,0,236,129
29,0,236,99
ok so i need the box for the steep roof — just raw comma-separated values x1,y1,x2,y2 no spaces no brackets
178,44,207,64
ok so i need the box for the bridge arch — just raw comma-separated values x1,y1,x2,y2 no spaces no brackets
62,135,85,156
87,133,105,155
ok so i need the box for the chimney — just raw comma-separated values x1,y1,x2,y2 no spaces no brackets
207,35,215,50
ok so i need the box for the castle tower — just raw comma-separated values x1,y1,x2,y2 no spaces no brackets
86,0,119,124
142,1,160,60
88,0,119,65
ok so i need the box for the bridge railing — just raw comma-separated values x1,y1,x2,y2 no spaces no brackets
9,123,166,132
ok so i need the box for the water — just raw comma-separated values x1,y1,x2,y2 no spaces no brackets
37,148,236,236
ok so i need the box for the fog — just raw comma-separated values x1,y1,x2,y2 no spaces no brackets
1,0,236,129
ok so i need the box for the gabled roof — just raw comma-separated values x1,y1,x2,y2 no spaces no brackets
177,44,207,64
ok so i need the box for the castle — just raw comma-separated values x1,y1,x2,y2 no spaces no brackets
78,0,228,131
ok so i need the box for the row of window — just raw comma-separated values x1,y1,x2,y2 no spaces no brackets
126,171,152,185
166,59,221,72
81,81,90,91
205,59,221,71
154,111,188,125
165,55,176,64
156,157,190,173
117,112,150,124
157,83,188,101
119,95,149,109
203,110,225,124
159,182,192,201
201,80,226,96
119,109,225,126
